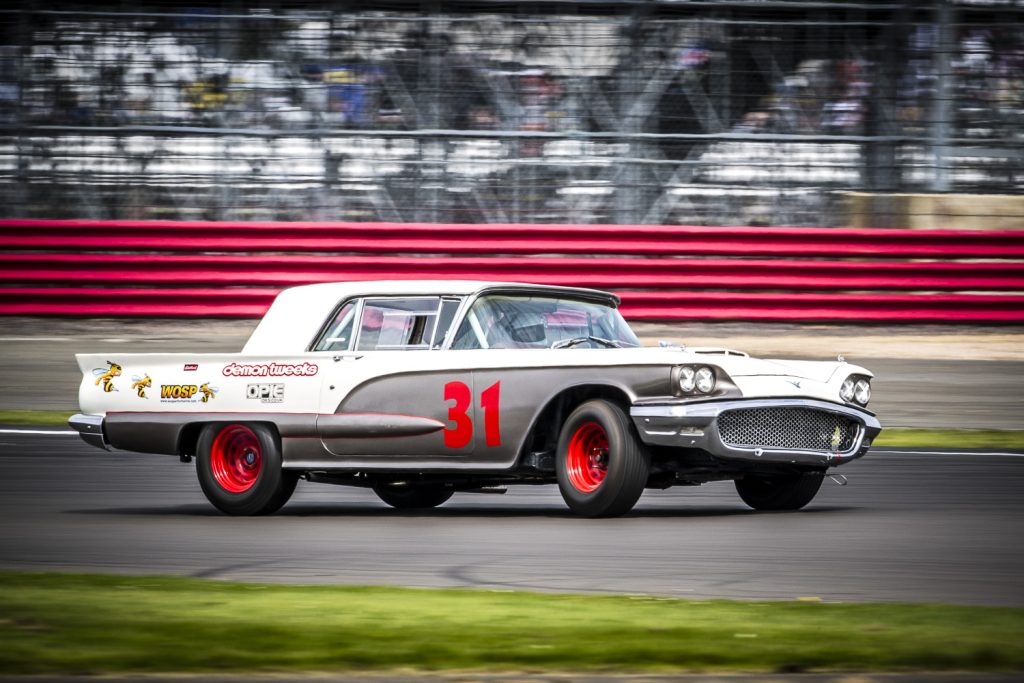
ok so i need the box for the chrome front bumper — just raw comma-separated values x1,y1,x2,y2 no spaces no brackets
68,413,110,451
630,398,881,467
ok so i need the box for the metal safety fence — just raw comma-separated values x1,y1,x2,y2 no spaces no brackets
0,2,1022,227
2,219,1022,322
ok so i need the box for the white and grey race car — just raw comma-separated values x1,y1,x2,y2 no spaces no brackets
71,280,881,517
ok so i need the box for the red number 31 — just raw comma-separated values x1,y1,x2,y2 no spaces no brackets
443,381,500,448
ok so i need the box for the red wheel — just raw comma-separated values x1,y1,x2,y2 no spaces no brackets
556,399,649,517
196,423,297,515
209,424,262,493
565,422,609,493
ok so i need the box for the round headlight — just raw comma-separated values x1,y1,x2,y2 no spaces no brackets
695,366,716,394
840,377,855,402
679,366,696,393
854,379,871,406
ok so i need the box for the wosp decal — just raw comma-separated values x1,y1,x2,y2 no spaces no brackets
161,385,198,400
222,362,318,378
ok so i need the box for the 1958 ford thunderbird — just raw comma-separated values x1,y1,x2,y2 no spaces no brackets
70,280,881,517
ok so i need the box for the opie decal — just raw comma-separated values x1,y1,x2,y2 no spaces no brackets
246,383,285,403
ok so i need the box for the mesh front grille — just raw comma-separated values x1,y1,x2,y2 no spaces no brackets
718,407,859,452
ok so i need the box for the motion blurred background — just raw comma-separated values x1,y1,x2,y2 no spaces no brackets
0,0,1021,227
1,0,1024,625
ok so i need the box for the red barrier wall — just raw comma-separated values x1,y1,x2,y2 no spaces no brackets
2,220,1023,322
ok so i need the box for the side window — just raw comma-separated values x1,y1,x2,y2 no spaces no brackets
451,294,641,349
433,298,462,348
313,301,356,351
356,297,456,351
451,296,545,349
451,307,489,349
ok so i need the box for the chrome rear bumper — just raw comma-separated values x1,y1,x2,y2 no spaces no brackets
68,413,110,451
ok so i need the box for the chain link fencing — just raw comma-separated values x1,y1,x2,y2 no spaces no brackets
0,1,1021,226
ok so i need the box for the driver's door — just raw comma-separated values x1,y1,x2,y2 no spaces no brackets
316,296,472,460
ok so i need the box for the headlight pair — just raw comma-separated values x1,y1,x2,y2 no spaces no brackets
679,365,716,395
840,375,871,407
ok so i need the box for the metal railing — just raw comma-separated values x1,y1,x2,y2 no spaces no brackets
2,218,1023,322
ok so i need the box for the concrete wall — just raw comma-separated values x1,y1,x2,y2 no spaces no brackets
845,193,1024,230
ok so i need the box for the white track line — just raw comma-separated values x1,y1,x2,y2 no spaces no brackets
0,429,77,435
876,449,1024,457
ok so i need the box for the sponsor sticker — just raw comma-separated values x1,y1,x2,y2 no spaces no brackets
246,383,285,403
91,361,122,393
160,382,219,403
222,362,319,378
131,374,152,399
183,364,198,372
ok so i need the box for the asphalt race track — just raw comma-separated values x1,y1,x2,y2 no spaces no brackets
1,432,1021,607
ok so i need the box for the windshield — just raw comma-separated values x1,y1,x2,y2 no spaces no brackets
450,294,641,350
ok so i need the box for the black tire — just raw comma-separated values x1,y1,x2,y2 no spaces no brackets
735,471,824,511
372,483,453,509
555,399,649,518
196,422,298,516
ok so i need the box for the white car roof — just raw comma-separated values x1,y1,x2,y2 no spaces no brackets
241,280,618,354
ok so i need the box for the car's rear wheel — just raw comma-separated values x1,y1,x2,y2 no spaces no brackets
735,471,824,511
556,399,649,518
372,483,453,509
196,423,297,516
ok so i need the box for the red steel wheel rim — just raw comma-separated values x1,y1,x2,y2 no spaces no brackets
210,424,262,494
566,421,609,493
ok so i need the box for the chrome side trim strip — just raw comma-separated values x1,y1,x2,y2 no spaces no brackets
317,413,445,438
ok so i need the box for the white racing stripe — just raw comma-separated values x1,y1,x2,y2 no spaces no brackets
0,429,77,435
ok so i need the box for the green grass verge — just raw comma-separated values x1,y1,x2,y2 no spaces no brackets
1,572,1022,675
873,428,1024,449
0,410,74,428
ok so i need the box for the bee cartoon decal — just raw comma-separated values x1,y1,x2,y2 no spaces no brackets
131,374,152,398
199,382,218,403
92,361,122,393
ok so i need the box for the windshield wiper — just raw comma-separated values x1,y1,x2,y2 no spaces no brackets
551,335,621,349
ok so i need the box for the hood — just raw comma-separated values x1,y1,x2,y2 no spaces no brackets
620,347,861,384
650,348,848,383
722,357,846,383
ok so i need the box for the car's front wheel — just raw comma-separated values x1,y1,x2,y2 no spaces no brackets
196,423,297,516
372,483,453,509
735,471,824,511
556,399,649,518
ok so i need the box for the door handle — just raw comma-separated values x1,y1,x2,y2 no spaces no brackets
333,354,363,362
